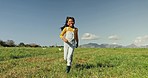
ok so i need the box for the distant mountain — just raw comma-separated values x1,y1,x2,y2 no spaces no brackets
79,43,99,48
80,43,148,48
80,43,123,48
125,44,138,48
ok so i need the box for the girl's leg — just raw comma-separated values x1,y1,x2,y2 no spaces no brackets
67,46,74,66
64,42,68,60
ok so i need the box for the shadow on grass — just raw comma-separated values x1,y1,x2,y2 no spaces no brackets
10,54,32,59
75,62,115,71
96,63,114,68
75,63,95,70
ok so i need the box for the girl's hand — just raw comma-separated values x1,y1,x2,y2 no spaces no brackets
62,37,68,43
76,43,78,48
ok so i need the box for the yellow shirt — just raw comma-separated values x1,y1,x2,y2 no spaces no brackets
60,27,78,42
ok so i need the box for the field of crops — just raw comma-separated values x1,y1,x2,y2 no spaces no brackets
0,47,148,78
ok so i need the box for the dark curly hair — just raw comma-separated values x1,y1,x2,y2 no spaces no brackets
60,16,75,31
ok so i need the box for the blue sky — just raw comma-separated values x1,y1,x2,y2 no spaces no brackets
0,0,148,46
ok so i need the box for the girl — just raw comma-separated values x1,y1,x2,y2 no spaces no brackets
60,17,79,73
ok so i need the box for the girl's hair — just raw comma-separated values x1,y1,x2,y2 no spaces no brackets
60,16,75,31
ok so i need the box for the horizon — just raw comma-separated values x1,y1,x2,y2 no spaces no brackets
1,39,148,47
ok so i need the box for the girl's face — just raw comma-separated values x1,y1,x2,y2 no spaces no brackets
67,19,74,27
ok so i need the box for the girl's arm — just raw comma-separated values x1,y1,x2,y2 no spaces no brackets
60,28,68,43
75,28,79,47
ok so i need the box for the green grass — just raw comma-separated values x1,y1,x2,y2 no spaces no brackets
0,47,148,78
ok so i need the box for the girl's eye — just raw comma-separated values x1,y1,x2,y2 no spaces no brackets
68,21,73,22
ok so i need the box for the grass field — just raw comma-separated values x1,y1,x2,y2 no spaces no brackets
0,47,148,78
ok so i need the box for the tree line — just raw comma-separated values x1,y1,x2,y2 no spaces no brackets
0,40,40,47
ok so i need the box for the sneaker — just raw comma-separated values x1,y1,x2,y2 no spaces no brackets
66,66,71,73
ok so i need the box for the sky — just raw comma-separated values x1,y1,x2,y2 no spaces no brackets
0,0,148,46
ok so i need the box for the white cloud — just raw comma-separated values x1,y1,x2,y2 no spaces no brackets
134,35,148,46
81,33,99,40
112,42,117,45
108,35,120,40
